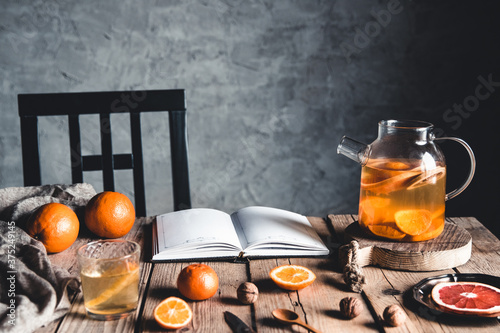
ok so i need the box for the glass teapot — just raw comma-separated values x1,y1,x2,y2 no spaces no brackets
337,120,475,242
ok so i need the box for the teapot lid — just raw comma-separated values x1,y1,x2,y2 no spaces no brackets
379,120,433,130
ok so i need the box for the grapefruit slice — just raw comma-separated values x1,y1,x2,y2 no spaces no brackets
431,282,500,316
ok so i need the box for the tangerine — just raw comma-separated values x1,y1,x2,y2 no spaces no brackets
26,202,80,253
177,264,219,301
85,191,135,238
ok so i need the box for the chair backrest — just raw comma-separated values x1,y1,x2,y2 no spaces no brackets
17,89,191,216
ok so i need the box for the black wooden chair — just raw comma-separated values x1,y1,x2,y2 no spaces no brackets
17,89,191,216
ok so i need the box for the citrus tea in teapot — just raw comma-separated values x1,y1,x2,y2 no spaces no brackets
359,158,446,241
338,120,475,242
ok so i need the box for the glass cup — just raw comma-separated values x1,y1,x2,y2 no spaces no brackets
77,240,141,320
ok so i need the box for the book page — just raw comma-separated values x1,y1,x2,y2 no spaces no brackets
155,208,243,258
231,206,329,256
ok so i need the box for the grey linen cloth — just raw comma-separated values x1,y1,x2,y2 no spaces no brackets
0,183,96,333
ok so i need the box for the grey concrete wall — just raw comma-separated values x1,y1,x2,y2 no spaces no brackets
1,0,499,237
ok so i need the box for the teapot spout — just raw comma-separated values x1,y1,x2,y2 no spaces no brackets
337,136,370,166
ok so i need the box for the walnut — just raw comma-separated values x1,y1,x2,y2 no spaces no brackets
383,304,407,327
339,297,363,319
237,282,258,304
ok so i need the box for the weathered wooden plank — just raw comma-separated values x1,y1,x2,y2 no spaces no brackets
328,214,356,249
329,215,500,332
140,260,250,332
34,214,500,332
251,217,377,332
363,267,500,332
452,217,500,276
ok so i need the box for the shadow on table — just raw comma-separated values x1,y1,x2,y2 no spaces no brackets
221,296,241,306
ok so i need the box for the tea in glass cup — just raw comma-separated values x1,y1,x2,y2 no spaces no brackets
358,158,446,241
77,240,140,320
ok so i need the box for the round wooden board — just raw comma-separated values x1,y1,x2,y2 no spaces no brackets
341,222,472,271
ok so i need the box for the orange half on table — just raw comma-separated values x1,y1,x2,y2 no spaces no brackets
154,297,193,329
269,265,316,290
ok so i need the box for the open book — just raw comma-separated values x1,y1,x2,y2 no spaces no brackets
152,206,329,262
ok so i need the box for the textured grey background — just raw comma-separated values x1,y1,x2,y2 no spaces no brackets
1,0,499,237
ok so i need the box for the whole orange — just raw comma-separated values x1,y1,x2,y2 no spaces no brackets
26,202,80,253
177,264,219,301
84,191,135,238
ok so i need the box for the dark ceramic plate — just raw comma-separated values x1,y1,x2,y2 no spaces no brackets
412,273,500,318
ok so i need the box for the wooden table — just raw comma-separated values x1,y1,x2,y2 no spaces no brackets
37,215,500,332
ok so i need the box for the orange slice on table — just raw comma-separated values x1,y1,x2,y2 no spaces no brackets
431,282,500,317
394,209,432,236
269,265,316,290
154,297,193,329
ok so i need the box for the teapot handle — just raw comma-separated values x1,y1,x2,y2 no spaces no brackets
434,137,476,201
